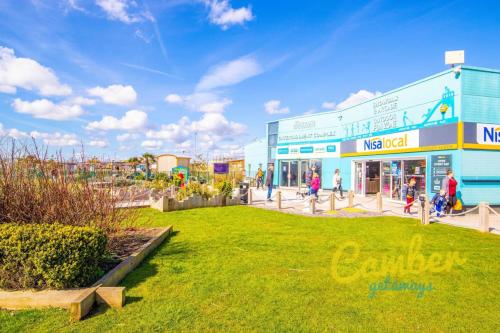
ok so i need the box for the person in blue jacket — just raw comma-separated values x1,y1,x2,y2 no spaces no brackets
431,189,447,217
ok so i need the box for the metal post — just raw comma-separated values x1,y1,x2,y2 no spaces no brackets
248,188,253,205
277,190,282,209
310,197,316,214
422,199,430,225
329,192,335,211
376,192,383,214
479,202,490,232
348,191,354,208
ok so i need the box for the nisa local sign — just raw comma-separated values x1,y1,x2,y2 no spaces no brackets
356,130,419,153
477,123,500,145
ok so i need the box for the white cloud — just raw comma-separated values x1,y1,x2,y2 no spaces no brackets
303,108,316,115
204,0,254,30
0,123,29,139
116,132,139,142
264,100,290,115
165,93,183,104
146,116,192,144
30,131,80,146
89,139,108,148
0,46,72,96
336,89,382,110
95,0,154,24
12,98,84,121
191,113,246,135
141,140,163,150
321,101,335,109
68,96,96,106
86,110,147,131
165,92,232,113
146,113,246,150
88,84,137,105
196,56,262,91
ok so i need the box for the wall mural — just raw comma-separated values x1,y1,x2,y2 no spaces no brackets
277,75,460,147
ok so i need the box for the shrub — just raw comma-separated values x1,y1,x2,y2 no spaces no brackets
215,180,233,198
0,140,129,235
0,223,107,290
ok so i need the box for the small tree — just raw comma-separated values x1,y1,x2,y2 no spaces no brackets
141,153,156,179
127,157,141,172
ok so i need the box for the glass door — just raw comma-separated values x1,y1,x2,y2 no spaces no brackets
300,160,309,188
280,161,289,187
354,162,364,195
290,161,299,187
381,161,391,198
391,161,402,201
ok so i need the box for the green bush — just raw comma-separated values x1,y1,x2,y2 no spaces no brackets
0,223,107,290
215,180,233,198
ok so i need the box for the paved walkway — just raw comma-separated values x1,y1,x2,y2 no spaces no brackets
248,187,500,235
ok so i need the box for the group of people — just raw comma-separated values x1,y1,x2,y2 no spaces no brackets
255,165,344,202
402,169,459,215
256,165,459,215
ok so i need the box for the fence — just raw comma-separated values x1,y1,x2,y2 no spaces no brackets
246,188,498,233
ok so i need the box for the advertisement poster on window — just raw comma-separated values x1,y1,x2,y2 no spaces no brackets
430,155,452,193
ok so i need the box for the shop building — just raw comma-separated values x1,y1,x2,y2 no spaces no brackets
251,66,500,205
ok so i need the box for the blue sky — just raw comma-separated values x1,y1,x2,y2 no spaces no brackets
1,0,499,160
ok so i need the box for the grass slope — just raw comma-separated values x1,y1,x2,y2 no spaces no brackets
1,206,499,332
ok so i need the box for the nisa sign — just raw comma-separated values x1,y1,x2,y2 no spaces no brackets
356,130,419,153
477,123,500,145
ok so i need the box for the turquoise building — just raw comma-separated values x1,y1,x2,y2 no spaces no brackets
250,66,500,205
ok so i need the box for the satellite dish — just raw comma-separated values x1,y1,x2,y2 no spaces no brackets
445,50,465,67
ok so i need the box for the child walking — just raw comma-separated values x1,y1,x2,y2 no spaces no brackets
402,177,417,214
310,173,320,200
431,189,447,217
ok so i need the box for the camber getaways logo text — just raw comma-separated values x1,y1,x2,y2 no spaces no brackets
331,234,466,298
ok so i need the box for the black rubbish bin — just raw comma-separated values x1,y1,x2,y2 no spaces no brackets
239,182,249,204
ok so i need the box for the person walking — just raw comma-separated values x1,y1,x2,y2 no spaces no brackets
332,168,343,198
266,165,274,201
311,172,321,200
441,170,458,214
256,167,264,190
305,167,313,196
402,177,417,214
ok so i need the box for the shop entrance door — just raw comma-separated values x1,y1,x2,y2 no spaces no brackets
354,162,364,195
280,160,299,187
365,161,381,195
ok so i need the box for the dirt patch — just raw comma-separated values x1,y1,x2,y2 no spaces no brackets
99,228,161,273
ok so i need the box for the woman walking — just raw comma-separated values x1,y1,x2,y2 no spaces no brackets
442,170,458,214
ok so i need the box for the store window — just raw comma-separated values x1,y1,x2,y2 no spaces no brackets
403,160,426,194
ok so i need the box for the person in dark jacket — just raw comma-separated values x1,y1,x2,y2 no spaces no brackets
431,189,447,217
266,165,274,201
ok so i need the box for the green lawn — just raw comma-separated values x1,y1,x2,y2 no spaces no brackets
1,206,499,332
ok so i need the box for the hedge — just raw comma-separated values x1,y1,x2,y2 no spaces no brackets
0,223,107,290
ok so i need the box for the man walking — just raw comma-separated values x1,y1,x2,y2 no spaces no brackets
333,168,343,198
256,167,264,190
266,164,274,201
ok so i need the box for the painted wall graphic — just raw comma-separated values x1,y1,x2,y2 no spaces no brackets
276,70,461,147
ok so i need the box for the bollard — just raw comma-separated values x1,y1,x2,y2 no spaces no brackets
310,197,316,214
376,192,383,214
276,190,282,209
479,202,490,232
329,192,336,211
422,199,430,225
248,188,253,205
348,191,354,208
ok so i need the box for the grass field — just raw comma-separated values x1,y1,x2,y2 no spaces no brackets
1,206,499,332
